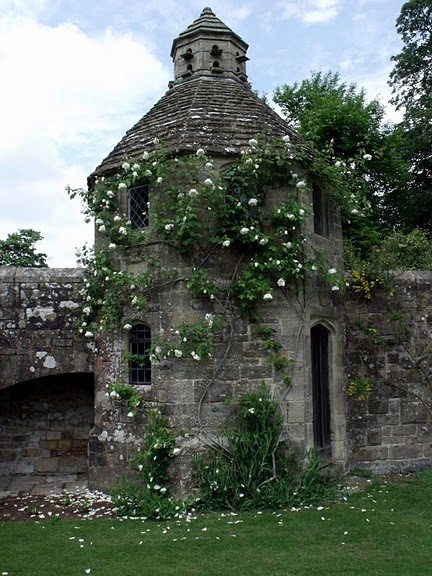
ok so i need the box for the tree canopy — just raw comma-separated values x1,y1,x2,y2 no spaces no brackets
0,229,48,267
389,0,432,230
273,71,410,255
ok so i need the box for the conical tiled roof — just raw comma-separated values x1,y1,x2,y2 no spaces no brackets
89,8,311,185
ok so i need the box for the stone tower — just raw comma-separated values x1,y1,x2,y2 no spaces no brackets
86,7,346,491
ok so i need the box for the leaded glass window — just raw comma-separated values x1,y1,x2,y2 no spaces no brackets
128,184,149,229
129,323,151,385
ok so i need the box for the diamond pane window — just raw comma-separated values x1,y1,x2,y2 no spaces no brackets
128,184,149,229
129,323,151,385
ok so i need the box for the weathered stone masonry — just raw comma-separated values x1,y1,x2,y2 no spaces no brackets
346,272,432,472
1,8,431,490
0,268,93,477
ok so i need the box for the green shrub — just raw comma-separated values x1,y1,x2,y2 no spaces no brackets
194,384,337,510
379,228,432,270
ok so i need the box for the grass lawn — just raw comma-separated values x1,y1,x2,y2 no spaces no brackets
1,470,432,576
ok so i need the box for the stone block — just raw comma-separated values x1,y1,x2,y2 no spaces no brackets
35,458,59,473
368,400,388,414
401,402,427,424
388,444,423,460
40,440,59,450
240,365,273,380
366,429,382,446
352,446,389,462
391,424,416,437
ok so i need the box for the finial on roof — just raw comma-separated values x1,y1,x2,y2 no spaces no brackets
170,7,249,87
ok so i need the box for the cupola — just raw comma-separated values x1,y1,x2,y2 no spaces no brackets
170,7,249,86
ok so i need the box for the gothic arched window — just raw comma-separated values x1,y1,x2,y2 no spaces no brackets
129,323,151,385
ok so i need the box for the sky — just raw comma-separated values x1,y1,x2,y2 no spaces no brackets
0,0,406,267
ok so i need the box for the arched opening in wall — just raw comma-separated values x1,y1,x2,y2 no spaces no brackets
311,324,332,460
0,373,94,482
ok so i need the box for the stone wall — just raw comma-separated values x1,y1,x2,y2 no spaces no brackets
345,272,432,472
0,373,94,476
88,269,346,491
0,268,94,480
0,268,93,390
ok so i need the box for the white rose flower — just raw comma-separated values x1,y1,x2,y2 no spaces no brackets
282,134,291,143
123,323,132,330
204,178,213,186
189,188,198,197
108,243,116,249
127,411,134,418
248,138,258,147
248,198,258,206
363,153,372,161
240,227,250,235
107,190,114,198
98,224,106,232
259,238,268,245
332,285,340,291
165,223,174,231
277,278,286,287
83,307,91,315
119,227,127,235
296,180,306,188
328,268,337,274
174,349,183,358
85,331,93,338
122,162,131,171
142,151,149,160
145,169,152,177
196,148,205,156
222,239,231,247
173,447,181,455
118,182,127,191
263,293,273,301
95,218,104,225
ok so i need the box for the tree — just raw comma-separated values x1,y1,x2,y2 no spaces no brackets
273,71,410,254
0,229,48,267
389,0,432,231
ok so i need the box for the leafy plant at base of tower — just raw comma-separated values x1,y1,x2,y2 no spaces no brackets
194,384,337,510
111,407,189,519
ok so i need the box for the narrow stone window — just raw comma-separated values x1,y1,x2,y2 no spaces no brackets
129,323,151,385
128,184,149,229
311,324,331,459
312,184,328,236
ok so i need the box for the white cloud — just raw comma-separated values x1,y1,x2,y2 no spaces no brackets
280,0,342,24
0,10,170,266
